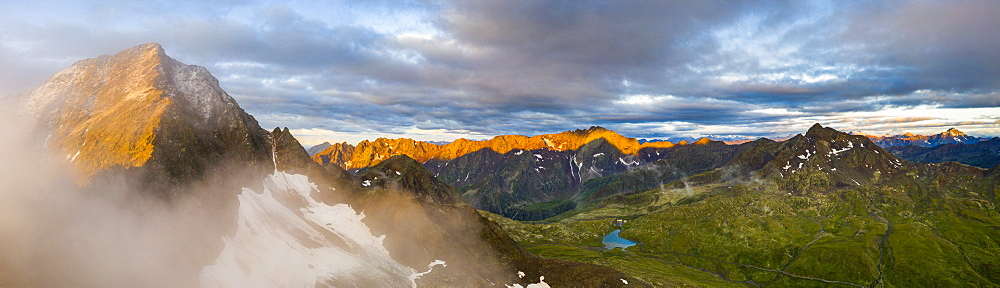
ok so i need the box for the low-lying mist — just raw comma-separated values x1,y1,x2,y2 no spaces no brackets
0,110,527,287
0,114,241,287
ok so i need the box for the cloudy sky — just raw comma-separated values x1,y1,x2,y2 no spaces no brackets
2,0,998,145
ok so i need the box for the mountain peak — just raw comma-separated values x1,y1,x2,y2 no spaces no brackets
94,42,167,71
943,128,965,136
578,126,609,133
130,42,165,55
358,155,462,205
24,43,271,187
805,123,839,139
89,42,166,64
767,124,903,187
306,141,334,156
807,123,825,133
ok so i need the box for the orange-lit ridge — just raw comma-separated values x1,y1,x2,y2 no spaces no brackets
312,126,714,169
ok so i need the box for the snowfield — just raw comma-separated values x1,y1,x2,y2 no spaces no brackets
200,171,440,288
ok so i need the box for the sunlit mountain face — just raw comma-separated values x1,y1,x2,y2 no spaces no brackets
1,1,998,287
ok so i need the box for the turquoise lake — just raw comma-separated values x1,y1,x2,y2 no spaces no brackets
602,229,637,250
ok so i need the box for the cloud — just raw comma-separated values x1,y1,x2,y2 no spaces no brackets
873,117,937,125
1,0,998,141
837,2,1000,90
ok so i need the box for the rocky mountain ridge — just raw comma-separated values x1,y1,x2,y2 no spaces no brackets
862,127,984,147
886,137,1000,168
312,126,710,170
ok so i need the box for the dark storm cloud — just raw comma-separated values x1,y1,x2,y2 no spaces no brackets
427,1,744,106
837,1,1000,90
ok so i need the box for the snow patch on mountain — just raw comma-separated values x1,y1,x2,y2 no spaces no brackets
200,172,437,288
506,276,550,288
618,157,639,166
797,150,815,160
829,141,853,156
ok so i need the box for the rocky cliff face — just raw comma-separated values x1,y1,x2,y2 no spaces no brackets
271,127,356,200
24,43,272,194
310,141,355,168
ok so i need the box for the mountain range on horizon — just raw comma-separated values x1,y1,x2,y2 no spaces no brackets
293,95,1000,234
305,127,996,154
310,126,709,170
2,43,999,287
858,127,990,147
308,127,994,162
